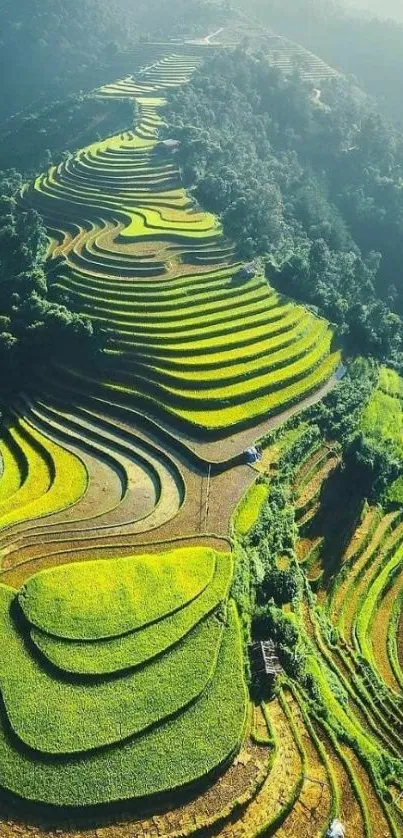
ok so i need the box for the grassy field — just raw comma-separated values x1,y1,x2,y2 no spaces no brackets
31,552,233,674
360,366,403,459
19,547,218,639
0,591,247,807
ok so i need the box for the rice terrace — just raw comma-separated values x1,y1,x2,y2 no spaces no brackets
1,3,403,837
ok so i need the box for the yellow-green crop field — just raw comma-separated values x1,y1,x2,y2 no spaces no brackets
23,44,340,439
361,366,403,460
0,39,353,827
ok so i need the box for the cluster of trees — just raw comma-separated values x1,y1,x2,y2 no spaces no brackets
344,432,402,502
0,95,133,177
245,430,324,609
165,49,403,368
312,357,376,439
278,245,401,359
0,171,94,394
242,428,326,687
0,0,134,123
311,358,401,500
248,478,298,607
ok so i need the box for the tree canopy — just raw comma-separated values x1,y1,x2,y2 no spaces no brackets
0,0,227,125
165,49,403,368
240,0,403,123
0,170,94,393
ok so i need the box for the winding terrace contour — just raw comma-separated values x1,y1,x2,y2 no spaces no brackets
0,36,342,830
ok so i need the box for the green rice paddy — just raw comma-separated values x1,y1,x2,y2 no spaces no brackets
360,366,403,459
0,42,347,819
24,47,339,437
19,547,217,640
0,589,246,807
31,552,233,675
2,587,224,754
234,481,269,535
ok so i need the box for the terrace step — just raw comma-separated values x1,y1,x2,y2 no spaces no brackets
1,395,184,552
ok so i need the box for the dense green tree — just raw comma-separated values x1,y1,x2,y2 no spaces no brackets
165,49,403,368
344,432,401,501
0,171,94,394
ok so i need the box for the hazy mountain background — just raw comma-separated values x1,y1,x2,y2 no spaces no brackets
0,0,224,124
342,0,403,22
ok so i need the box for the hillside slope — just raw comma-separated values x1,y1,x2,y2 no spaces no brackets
0,19,402,838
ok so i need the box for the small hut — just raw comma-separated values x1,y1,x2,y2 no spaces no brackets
243,446,262,465
249,640,283,688
235,262,256,282
156,139,180,155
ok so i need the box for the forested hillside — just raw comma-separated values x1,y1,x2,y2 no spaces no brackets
343,0,403,22
0,0,225,123
0,0,130,122
1,7,403,838
165,50,403,363
0,171,94,389
245,0,403,122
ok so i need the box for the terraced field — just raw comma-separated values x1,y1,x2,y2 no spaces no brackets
0,42,339,587
197,26,340,84
265,34,340,83
1,33,383,838
278,428,403,836
20,42,340,440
